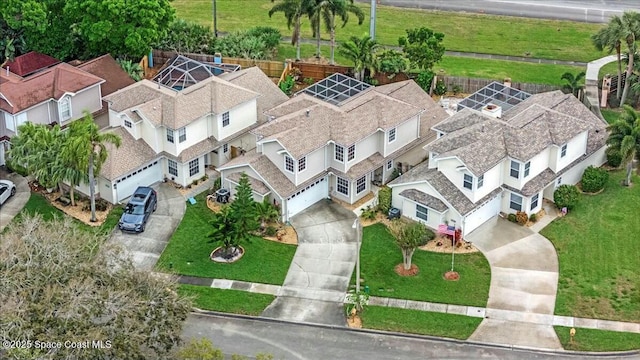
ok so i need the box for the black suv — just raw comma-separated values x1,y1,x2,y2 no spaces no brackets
118,187,157,233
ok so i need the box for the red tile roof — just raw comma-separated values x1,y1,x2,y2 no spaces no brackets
0,63,104,114
75,54,135,96
3,51,61,77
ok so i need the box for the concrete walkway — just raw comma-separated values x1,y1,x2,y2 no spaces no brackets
585,55,618,120
260,201,358,325
0,173,30,232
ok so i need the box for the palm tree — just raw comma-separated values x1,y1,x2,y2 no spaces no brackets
67,113,121,222
560,71,586,98
615,12,640,107
116,59,143,81
338,35,380,80
309,0,364,64
269,0,313,61
607,105,640,186
592,17,624,99
255,198,279,230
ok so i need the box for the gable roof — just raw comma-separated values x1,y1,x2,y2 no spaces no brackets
74,54,135,96
219,67,289,120
3,51,61,77
103,76,259,129
0,63,104,114
100,127,158,180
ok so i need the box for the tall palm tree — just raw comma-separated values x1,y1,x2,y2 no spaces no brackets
607,105,640,186
592,17,624,99
67,113,121,222
338,35,380,80
616,11,640,107
560,71,586,98
309,0,364,64
269,0,313,61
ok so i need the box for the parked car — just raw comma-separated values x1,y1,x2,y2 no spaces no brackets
118,187,157,233
0,179,17,206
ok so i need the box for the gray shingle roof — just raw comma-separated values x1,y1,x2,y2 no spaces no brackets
399,189,449,212
227,172,271,195
101,127,158,180
219,67,289,120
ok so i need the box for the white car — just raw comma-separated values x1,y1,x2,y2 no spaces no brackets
0,179,17,206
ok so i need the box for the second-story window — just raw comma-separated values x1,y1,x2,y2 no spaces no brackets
167,128,174,143
510,160,520,179
335,144,344,162
59,96,71,120
348,144,355,161
388,128,396,143
524,161,531,177
222,112,230,127
223,144,229,153
298,156,306,172
463,174,473,190
124,119,132,128
178,127,186,143
386,159,393,170
477,174,484,189
285,156,294,173
561,144,567,158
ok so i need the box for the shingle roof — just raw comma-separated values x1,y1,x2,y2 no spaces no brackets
3,51,61,77
399,189,449,212
219,67,289,120
103,76,259,129
101,127,158,180
75,54,135,96
0,63,104,114
226,172,271,195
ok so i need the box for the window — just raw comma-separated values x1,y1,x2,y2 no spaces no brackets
223,144,229,153
388,128,396,143
335,144,344,162
348,144,355,161
189,158,199,177
5,114,15,132
356,176,366,194
557,177,562,186
124,119,132,128
509,193,523,211
168,160,178,176
298,156,306,172
284,156,295,172
178,127,186,143
524,161,531,177
561,144,567,158
167,128,174,143
59,97,71,120
416,204,428,221
222,112,230,127
477,174,484,189
531,193,539,211
463,174,473,190
510,160,520,179
337,177,349,195
386,159,393,170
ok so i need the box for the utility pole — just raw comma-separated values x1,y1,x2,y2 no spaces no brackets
369,0,377,40
352,218,362,293
212,0,218,37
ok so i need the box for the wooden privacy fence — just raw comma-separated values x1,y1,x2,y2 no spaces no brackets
291,62,353,82
434,75,560,94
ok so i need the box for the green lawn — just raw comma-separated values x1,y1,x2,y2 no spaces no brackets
541,171,640,322
172,0,605,62
555,326,640,352
178,284,275,315
156,194,296,285
600,108,621,124
359,223,490,307
360,306,482,340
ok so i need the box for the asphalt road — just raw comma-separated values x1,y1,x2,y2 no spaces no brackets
182,312,640,360
357,0,640,23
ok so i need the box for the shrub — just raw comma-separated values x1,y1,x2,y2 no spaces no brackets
424,228,436,241
279,75,295,95
529,213,537,222
452,84,463,95
360,205,377,221
303,77,315,85
606,148,622,168
434,79,447,96
264,225,278,237
246,26,281,50
213,177,222,192
377,186,392,214
581,165,608,193
608,96,620,109
155,19,213,54
507,213,517,222
415,70,435,92
554,184,580,210
82,199,109,212
515,211,528,225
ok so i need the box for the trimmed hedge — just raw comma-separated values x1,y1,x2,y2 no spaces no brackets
554,184,580,210
606,148,622,168
581,166,608,193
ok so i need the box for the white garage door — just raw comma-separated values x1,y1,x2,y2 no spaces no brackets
286,177,328,218
464,195,501,235
115,160,162,202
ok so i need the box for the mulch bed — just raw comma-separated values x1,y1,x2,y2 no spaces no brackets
443,271,460,281
394,263,419,277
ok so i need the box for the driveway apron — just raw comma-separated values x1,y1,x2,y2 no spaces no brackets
261,201,357,325
0,173,30,232
466,217,562,350
109,183,185,270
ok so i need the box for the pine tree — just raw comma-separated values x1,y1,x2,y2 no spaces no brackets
229,172,259,240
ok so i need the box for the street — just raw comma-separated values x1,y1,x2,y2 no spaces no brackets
181,312,640,359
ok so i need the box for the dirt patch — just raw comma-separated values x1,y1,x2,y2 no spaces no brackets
394,263,419,276
443,271,460,281
263,225,298,245
347,315,362,329
206,197,225,213
42,190,111,226
360,212,394,228
420,235,478,254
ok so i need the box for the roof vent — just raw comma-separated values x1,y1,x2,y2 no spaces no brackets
481,103,502,119
306,109,310,117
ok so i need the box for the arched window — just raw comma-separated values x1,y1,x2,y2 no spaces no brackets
59,96,72,120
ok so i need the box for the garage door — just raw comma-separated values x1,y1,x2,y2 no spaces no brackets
115,160,162,202
286,177,328,218
464,195,501,236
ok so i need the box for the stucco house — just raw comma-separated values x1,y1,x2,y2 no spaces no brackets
389,84,608,237
98,64,288,203
218,73,448,221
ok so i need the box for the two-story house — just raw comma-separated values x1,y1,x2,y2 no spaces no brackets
99,64,288,203
218,73,448,221
389,85,608,237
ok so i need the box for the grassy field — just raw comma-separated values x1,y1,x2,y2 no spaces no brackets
555,326,640,352
541,171,640,323
178,284,275,315
172,0,605,62
360,306,482,339
156,194,296,285
359,223,490,307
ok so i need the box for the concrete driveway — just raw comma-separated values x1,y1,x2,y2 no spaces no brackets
109,183,185,270
466,217,561,350
261,200,357,325
0,173,30,232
